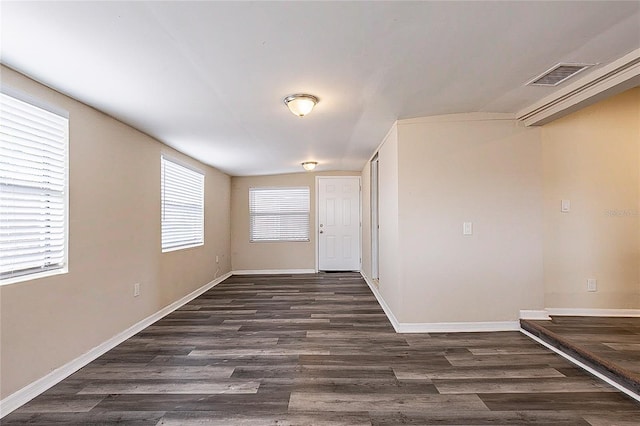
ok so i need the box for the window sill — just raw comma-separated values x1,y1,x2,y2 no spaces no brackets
250,239,310,243
1,267,68,287
162,242,204,253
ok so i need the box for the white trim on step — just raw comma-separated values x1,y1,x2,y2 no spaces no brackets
520,328,640,402
546,308,640,317
520,309,552,320
360,272,520,333
232,269,316,275
0,272,232,418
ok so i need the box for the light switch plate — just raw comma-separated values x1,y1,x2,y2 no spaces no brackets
587,278,597,292
463,222,473,236
561,199,571,212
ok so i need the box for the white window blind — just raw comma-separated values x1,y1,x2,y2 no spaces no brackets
0,92,68,283
161,156,204,252
249,187,310,242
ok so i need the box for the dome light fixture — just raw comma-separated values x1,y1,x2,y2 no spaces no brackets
284,94,318,117
301,161,318,171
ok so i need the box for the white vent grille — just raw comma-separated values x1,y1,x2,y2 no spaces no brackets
527,63,593,87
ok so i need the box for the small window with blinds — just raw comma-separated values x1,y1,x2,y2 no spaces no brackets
249,187,310,242
161,156,204,252
0,92,69,284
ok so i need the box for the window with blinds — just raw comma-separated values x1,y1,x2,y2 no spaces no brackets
249,187,310,242
161,156,204,252
0,92,69,284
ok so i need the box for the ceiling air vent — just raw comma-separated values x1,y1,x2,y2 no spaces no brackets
527,63,593,87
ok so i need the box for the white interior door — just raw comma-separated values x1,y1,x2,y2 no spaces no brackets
318,177,361,271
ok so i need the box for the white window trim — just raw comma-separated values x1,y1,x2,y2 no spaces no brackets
0,90,69,286
249,186,310,243
160,155,205,253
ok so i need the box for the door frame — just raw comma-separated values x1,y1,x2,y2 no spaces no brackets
370,154,379,280
315,176,362,272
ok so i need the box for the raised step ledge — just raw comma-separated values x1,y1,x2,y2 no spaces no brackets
520,319,640,397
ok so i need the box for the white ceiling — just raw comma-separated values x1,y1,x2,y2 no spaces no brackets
1,1,639,176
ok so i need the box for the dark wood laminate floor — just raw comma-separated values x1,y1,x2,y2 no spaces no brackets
4,273,639,425
521,316,640,395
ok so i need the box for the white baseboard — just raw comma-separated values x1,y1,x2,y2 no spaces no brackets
360,271,401,332
520,309,551,320
396,321,520,333
0,271,232,418
360,272,520,333
520,328,640,402
546,308,640,317
232,269,316,275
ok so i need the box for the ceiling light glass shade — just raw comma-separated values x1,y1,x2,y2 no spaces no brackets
302,161,318,171
284,94,318,117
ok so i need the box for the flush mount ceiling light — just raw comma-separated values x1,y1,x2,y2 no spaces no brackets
284,94,318,117
301,161,318,171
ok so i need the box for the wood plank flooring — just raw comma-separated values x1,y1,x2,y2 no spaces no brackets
4,273,639,425
521,316,640,395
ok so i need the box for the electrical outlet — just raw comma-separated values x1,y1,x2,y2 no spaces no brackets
134,283,141,297
587,279,597,292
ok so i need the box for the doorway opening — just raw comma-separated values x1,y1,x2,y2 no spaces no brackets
371,154,379,281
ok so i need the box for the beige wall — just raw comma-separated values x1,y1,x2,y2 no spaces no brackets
230,171,360,271
362,92,640,324
396,114,544,323
361,115,545,324
0,66,232,399
542,88,640,309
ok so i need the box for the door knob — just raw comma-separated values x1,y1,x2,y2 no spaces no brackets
319,230,324,234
